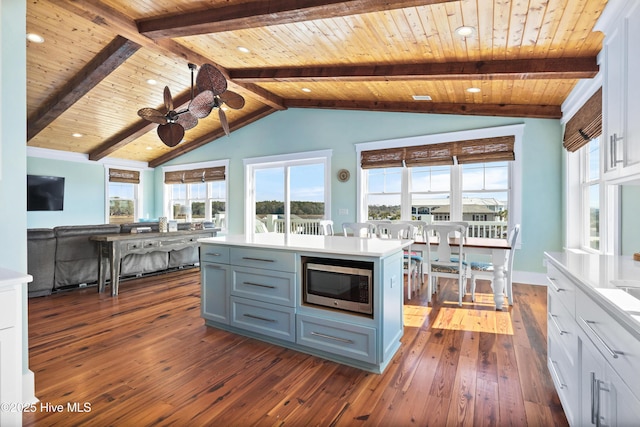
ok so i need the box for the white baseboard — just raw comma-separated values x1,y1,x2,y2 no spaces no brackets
23,369,38,403
513,270,548,286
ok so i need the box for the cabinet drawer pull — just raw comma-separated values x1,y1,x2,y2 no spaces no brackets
206,252,223,257
310,331,354,344
547,277,564,292
590,372,597,424
244,281,276,289
549,360,566,389
549,314,568,335
242,257,275,262
243,313,276,322
580,317,623,359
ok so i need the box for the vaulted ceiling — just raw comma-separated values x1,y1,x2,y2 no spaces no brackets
26,0,607,167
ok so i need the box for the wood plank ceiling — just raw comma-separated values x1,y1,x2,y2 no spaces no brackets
26,0,607,167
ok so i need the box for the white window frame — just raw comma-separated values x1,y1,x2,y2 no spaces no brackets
103,165,143,224
244,150,332,236
355,124,523,241
162,159,229,230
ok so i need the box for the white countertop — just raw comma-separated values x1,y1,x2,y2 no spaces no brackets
199,234,413,258
0,268,32,290
545,250,640,336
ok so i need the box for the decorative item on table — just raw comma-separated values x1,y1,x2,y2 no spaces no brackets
159,216,168,233
634,252,640,261
190,222,204,231
132,226,152,234
168,220,178,232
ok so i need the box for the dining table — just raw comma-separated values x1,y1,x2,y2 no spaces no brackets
411,236,512,310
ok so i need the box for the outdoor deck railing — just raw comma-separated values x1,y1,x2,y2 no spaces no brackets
260,217,508,238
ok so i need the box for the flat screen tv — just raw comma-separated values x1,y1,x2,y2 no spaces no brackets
27,175,65,211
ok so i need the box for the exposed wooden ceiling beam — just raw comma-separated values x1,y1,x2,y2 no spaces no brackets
137,0,458,39
27,35,140,141
53,0,285,110
149,106,277,168
285,99,562,119
88,91,193,161
230,57,599,82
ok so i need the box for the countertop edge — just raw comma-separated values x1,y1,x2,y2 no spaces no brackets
544,251,640,341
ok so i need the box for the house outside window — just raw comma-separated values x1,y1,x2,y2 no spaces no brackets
163,160,228,230
244,150,331,236
107,168,140,224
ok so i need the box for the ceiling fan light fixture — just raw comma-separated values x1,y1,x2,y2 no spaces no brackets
455,26,475,37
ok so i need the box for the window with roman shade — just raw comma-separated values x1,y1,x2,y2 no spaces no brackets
360,136,515,169
563,87,602,152
108,168,140,183
164,166,225,184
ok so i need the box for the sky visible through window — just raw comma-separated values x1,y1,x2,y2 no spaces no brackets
255,164,325,202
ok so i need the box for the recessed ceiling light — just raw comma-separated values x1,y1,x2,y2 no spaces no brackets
466,87,481,93
455,26,475,37
26,33,44,43
146,79,157,85
72,133,83,138
412,95,432,101
237,46,250,53
146,146,153,150
301,87,312,93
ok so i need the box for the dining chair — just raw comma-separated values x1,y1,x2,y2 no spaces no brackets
469,224,520,305
342,222,376,238
318,220,334,235
424,223,469,307
377,223,422,298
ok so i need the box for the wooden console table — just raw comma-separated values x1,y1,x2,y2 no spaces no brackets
90,229,216,296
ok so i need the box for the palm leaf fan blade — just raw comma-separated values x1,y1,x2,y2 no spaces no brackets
163,86,173,111
220,91,245,110
137,108,167,125
176,111,198,130
218,108,230,136
157,123,184,147
189,90,215,118
196,64,227,96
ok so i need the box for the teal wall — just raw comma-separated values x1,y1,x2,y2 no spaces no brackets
162,108,564,274
26,156,156,228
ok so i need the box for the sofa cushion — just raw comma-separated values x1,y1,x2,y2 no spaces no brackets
53,224,121,288
120,222,159,233
27,228,56,297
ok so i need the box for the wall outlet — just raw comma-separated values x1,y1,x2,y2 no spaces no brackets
339,208,348,215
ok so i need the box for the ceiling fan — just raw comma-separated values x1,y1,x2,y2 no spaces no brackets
137,63,245,147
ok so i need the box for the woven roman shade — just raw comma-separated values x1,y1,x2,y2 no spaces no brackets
563,87,602,152
361,136,515,169
109,168,140,184
164,166,226,184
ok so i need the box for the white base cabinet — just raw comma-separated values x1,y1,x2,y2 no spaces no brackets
200,241,405,373
546,255,640,426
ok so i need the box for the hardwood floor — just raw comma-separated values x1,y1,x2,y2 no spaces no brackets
23,269,567,426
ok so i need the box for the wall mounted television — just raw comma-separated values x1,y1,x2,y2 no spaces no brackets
27,175,65,211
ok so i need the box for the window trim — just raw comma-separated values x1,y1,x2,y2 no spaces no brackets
243,149,332,236
355,124,523,235
162,159,229,229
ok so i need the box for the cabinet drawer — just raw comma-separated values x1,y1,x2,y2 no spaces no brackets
547,335,578,427
576,288,640,399
201,244,230,264
230,247,296,272
547,292,578,366
230,297,295,342
547,264,576,318
231,267,296,307
297,314,376,364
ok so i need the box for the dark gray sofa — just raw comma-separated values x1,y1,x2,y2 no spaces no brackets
26,228,57,297
27,221,215,297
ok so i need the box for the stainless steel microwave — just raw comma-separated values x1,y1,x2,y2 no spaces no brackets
303,258,373,316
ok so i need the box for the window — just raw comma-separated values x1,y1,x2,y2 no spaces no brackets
107,168,140,224
357,125,523,240
163,161,228,229
582,137,601,250
244,150,331,236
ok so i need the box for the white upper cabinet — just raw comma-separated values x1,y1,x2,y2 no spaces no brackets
602,0,640,181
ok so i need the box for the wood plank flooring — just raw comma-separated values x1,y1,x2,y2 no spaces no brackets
23,269,568,426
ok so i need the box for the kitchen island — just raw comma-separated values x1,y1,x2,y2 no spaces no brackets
198,234,412,373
